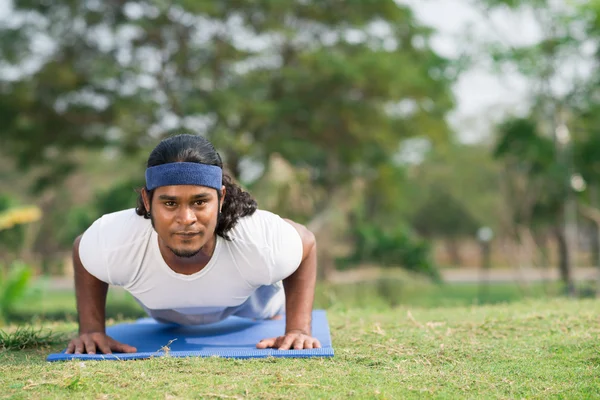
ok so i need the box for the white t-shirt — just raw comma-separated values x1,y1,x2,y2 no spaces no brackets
78,208,303,323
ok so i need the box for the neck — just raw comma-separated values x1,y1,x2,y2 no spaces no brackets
158,235,218,275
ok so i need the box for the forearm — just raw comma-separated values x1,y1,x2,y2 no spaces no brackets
283,241,317,335
73,236,108,334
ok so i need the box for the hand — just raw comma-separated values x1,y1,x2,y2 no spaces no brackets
65,332,137,355
256,330,321,350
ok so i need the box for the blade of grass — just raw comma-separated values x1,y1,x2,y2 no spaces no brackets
0,326,69,351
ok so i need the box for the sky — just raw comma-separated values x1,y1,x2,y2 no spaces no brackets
0,0,576,144
401,0,541,142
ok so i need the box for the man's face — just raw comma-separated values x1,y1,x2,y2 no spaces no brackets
144,185,223,258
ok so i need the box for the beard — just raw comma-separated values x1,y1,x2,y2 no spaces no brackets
167,245,202,258
150,210,202,258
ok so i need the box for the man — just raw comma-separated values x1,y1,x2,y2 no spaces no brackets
66,133,320,354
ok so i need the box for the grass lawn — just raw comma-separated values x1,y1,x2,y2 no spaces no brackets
7,277,573,323
1,297,599,399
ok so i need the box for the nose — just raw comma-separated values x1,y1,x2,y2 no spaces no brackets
177,206,197,225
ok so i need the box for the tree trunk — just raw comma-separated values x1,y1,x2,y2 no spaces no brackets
578,202,600,298
533,230,551,292
591,222,600,299
445,238,462,267
554,225,576,296
535,231,549,268
589,221,600,268
306,179,367,282
590,186,600,293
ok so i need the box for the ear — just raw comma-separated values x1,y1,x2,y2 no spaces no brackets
141,188,151,212
219,185,226,212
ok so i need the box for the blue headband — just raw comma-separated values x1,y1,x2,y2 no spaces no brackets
145,162,223,191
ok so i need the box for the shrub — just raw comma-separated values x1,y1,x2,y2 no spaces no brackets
0,261,38,325
338,222,440,281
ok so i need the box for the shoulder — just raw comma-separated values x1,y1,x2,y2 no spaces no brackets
78,209,152,285
226,209,304,284
228,209,296,245
81,208,151,250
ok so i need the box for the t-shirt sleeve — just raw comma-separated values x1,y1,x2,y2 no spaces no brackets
263,211,305,284
78,217,112,284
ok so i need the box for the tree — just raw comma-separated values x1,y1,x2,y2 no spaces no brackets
398,141,502,267
411,187,480,266
471,0,598,294
1,1,458,277
493,116,574,294
1,1,456,186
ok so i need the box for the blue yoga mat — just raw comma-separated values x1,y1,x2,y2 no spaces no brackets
47,310,333,361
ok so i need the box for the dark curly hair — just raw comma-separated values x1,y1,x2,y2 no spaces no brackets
135,133,257,240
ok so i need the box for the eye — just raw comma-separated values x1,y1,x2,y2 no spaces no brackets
193,200,206,206
164,201,176,207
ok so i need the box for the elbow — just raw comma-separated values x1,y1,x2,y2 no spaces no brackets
72,234,85,273
304,228,316,251
283,218,316,256
73,234,83,259
299,226,316,257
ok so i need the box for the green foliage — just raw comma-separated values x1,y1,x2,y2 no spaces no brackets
573,105,600,187
0,195,25,257
355,141,499,249
59,178,143,246
411,188,480,238
1,1,460,270
493,117,568,228
59,206,95,248
479,0,586,80
472,0,600,292
94,179,144,216
404,142,503,234
339,221,440,281
0,261,36,325
1,0,456,196
478,0,549,8
494,118,556,174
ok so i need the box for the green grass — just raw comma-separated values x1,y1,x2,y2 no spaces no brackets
6,279,572,324
0,326,69,351
315,279,567,310
1,298,600,399
6,288,147,323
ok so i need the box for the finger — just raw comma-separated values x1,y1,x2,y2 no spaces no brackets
73,339,84,354
112,340,137,353
304,340,313,349
256,337,277,349
272,336,286,349
66,341,75,354
278,335,296,350
82,336,97,355
292,338,304,350
313,338,321,348
96,339,112,355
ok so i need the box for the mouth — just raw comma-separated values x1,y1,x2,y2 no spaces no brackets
174,232,201,238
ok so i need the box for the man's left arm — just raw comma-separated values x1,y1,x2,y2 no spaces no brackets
256,219,321,350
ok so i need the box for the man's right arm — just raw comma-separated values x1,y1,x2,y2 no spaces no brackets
74,234,107,334
65,235,136,355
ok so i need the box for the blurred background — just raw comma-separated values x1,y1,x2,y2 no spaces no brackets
1,0,600,323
